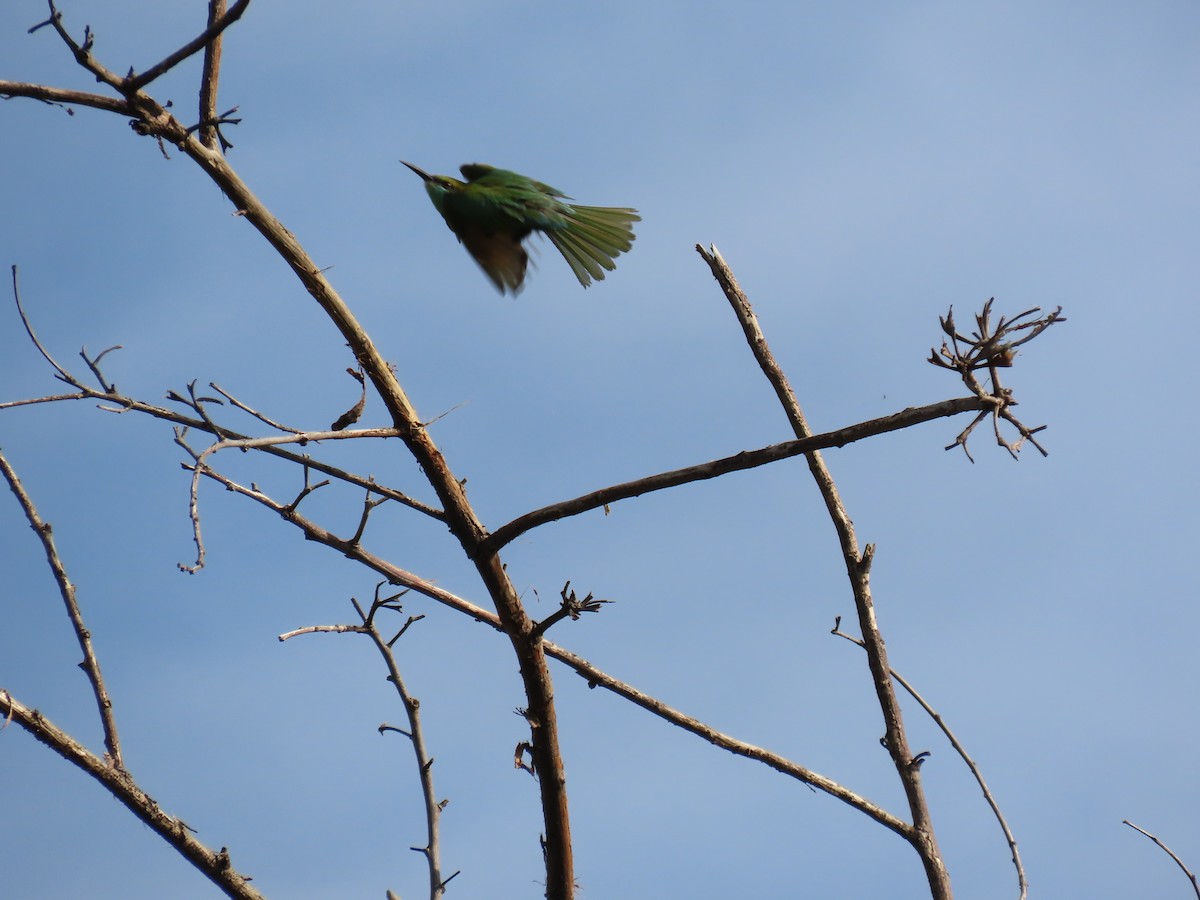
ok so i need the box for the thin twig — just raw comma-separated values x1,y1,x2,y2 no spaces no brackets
532,581,611,637
0,81,130,114
1124,820,1200,899
174,428,391,572
43,2,126,92
930,300,1064,460
277,587,452,899
11,265,72,382
208,383,303,433
0,448,123,769
356,590,451,899
832,620,1027,899
0,392,89,411
348,487,388,547
80,344,121,393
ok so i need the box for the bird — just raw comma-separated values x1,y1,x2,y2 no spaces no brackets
402,161,639,294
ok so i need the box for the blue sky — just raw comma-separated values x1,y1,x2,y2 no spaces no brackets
2,2,1198,897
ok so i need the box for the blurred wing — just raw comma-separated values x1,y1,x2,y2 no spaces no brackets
457,225,529,295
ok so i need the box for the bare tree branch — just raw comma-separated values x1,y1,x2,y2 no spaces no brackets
483,396,989,553
198,1,228,150
128,0,252,93
1124,821,1200,899
833,620,1027,900
0,689,265,900
11,265,72,383
930,300,1065,460
697,243,952,898
0,80,129,114
277,586,456,900
0,449,123,769
194,460,915,839
2,294,443,516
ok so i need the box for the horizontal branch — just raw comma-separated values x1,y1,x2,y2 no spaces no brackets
5,386,443,519
0,81,130,115
483,396,990,552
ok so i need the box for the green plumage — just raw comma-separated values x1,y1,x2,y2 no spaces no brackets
402,161,639,295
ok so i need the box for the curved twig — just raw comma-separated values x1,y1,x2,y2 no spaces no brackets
1124,820,1200,899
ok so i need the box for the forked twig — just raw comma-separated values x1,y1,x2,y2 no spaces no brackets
278,585,456,898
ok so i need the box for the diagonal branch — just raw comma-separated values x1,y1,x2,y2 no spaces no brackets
483,396,988,553
0,449,123,769
696,243,952,898
126,0,252,93
0,689,264,900
1124,820,1200,899
833,620,1027,899
198,461,913,839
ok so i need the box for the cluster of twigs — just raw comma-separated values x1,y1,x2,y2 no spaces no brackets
929,299,1066,461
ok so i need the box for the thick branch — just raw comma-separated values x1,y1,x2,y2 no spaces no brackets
198,1,228,150
0,81,129,115
147,75,572,899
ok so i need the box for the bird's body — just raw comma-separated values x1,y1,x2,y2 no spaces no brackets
402,162,639,294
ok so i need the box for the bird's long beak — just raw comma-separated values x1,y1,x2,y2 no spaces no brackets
401,160,433,182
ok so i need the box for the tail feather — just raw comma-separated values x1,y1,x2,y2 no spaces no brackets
544,205,640,287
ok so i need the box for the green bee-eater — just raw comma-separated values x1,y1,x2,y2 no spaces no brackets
402,161,640,294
